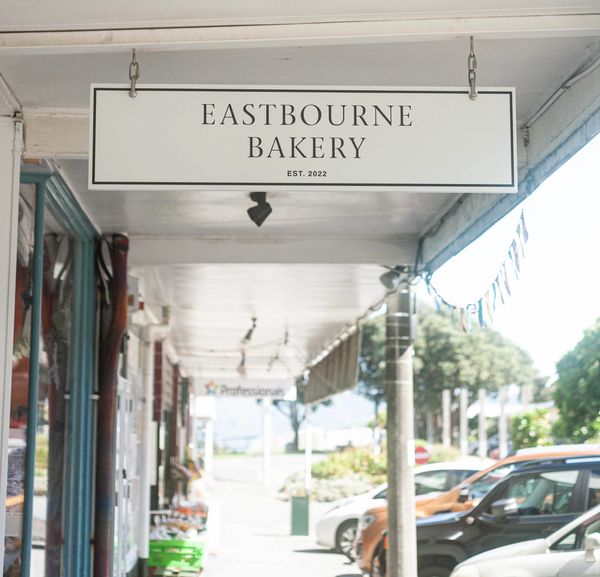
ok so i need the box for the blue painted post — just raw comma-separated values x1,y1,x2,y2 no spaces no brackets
21,180,46,577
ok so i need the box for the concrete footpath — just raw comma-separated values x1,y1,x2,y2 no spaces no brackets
204,455,361,577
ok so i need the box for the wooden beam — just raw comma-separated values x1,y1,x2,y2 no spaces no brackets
1,13,600,55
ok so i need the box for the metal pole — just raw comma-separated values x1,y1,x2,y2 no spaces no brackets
21,181,46,577
478,389,488,458
386,284,417,577
459,387,469,456
442,389,451,448
262,398,273,488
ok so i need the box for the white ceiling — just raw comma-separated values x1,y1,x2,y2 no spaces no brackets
140,264,386,379
3,1,598,30
5,5,600,382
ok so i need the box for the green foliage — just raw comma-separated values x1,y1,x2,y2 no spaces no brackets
312,447,387,484
553,319,600,442
429,444,462,463
511,409,553,450
293,300,540,453
311,442,462,486
357,320,387,421
357,305,537,435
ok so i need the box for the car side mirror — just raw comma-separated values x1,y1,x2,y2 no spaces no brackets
490,498,518,520
458,486,470,503
585,533,600,562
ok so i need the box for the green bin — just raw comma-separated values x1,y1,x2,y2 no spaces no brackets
149,538,206,574
291,495,310,536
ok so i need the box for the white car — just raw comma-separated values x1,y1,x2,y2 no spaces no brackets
451,504,600,577
316,459,492,558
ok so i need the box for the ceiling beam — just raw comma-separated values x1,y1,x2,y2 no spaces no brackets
129,236,418,265
2,13,600,55
23,110,88,159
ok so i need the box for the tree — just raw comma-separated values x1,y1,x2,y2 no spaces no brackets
511,409,553,450
357,320,386,425
273,376,331,452
553,318,600,442
357,305,537,440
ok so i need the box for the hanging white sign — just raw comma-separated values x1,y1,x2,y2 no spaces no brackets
196,377,295,399
90,85,516,193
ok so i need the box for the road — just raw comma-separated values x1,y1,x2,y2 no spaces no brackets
205,454,361,577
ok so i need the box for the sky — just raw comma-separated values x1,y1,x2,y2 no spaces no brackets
214,133,600,443
428,133,600,378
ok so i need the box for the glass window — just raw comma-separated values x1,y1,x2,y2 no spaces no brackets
3,188,73,577
455,470,478,485
587,471,600,508
375,488,387,500
415,471,449,496
551,514,600,551
470,464,515,502
488,470,579,516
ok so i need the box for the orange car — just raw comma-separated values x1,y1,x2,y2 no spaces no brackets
354,447,600,575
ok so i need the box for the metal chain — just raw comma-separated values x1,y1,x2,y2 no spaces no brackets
468,36,478,100
129,48,140,98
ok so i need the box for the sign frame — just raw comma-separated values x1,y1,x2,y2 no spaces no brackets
90,84,517,193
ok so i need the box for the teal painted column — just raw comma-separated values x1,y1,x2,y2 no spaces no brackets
20,180,46,577
20,172,98,577
45,175,97,577
63,238,96,577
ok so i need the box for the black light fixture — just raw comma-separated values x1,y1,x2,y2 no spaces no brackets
241,316,257,345
237,350,247,377
379,265,406,290
247,191,272,227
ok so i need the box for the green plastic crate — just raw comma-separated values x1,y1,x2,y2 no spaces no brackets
149,538,206,572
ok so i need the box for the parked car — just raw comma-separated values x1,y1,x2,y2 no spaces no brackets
451,503,600,577
354,447,600,574
315,460,490,558
370,455,600,577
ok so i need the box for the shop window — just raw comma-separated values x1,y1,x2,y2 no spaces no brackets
4,187,73,577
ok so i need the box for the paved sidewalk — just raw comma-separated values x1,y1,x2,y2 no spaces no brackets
205,455,361,577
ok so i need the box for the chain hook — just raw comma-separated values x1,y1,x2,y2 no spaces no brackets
129,48,140,98
468,36,478,101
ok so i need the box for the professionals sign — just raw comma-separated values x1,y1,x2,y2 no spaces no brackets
90,85,516,193
197,377,295,399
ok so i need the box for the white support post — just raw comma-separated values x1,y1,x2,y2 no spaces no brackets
498,386,509,459
442,389,452,448
304,407,313,495
139,331,156,563
478,388,488,458
459,387,469,456
139,325,169,563
0,117,22,572
204,418,214,479
386,285,417,577
262,399,273,488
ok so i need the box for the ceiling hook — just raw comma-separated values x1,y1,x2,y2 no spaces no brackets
129,48,140,98
468,36,478,100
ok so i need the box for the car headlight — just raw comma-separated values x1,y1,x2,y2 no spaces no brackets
359,514,376,530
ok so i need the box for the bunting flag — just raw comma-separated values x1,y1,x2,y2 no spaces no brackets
424,210,529,331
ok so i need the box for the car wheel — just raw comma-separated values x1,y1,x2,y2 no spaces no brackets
335,519,358,559
419,566,451,577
